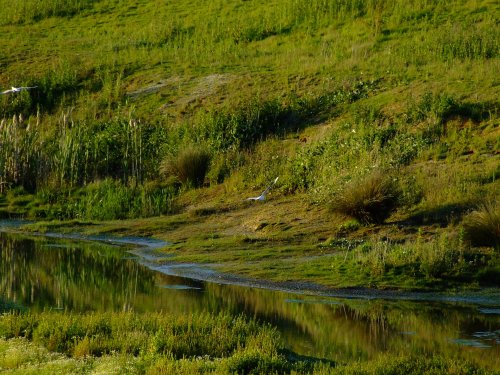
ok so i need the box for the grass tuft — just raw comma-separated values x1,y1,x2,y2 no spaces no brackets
161,146,211,187
331,170,400,224
462,201,500,248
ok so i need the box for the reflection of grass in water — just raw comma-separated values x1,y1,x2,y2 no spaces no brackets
0,232,160,312
0,298,26,313
201,282,500,369
157,284,202,290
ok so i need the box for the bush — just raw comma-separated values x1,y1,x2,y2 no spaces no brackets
331,170,400,224
161,146,211,187
462,201,500,248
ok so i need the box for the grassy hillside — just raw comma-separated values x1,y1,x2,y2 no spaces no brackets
0,0,499,289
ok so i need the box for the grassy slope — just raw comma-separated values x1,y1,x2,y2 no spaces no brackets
0,0,499,291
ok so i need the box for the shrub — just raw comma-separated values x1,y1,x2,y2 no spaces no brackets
462,201,500,248
161,146,211,187
331,170,400,224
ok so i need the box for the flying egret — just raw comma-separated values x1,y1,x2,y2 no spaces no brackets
1,86,38,95
247,177,279,201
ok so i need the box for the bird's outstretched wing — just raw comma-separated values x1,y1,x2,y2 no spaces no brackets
246,177,279,201
1,86,38,95
261,176,279,196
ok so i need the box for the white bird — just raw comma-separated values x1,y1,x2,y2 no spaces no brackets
247,177,279,201
1,86,38,95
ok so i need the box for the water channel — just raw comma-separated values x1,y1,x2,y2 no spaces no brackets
0,228,499,368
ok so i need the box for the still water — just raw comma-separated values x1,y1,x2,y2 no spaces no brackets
0,230,499,367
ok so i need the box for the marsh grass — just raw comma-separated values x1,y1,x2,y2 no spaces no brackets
331,171,400,224
0,311,315,374
161,146,211,187
328,353,489,375
462,201,500,248
341,231,495,284
0,312,491,374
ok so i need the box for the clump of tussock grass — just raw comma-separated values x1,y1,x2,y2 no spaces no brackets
330,170,400,224
161,146,211,187
462,201,500,248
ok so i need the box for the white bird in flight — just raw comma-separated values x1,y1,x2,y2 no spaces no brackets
247,177,279,201
1,86,38,95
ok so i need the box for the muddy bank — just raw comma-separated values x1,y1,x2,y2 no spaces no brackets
139,258,500,307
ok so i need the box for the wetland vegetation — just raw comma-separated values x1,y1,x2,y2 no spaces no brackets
0,0,499,373
0,232,499,374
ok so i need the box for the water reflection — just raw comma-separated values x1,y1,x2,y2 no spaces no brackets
0,231,499,368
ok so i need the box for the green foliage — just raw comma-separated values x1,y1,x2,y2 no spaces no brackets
462,201,500,248
339,231,499,284
331,170,400,224
0,0,498,234
0,313,492,374
0,311,316,373
337,219,361,235
207,148,245,185
0,115,168,193
68,179,177,220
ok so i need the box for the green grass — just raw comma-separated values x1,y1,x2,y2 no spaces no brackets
0,311,317,374
0,0,499,291
0,311,495,374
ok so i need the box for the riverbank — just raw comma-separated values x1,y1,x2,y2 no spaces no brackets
6,184,499,295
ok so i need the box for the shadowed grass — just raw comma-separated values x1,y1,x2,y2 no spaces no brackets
161,146,211,187
462,201,500,248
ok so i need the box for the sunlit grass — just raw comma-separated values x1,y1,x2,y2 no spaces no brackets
0,309,495,374
0,311,315,374
0,0,498,290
